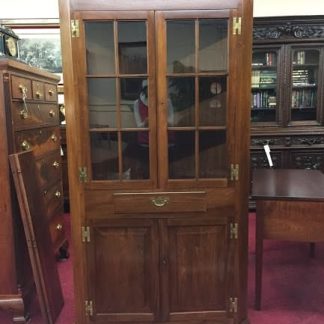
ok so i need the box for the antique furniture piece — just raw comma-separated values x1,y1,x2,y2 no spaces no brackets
59,0,253,323
251,169,324,310
250,16,324,171
0,58,66,322
10,151,64,324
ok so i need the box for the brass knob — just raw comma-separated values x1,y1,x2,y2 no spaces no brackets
19,84,27,93
49,110,56,117
151,196,169,207
56,223,63,231
55,190,61,198
36,91,42,98
48,89,54,96
51,134,58,142
52,161,60,168
20,110,28,119
21,140,31,151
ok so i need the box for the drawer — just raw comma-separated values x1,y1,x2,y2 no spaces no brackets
45,83,58,102
49,210,66,251
35,150,62,189
15,127,60,157
39,104,59,125
12,102,43,129
113,191,207,214
11,75,32,100
42,182,64,221
32,80,45,100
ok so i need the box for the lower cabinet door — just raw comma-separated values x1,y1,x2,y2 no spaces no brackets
86,218,159,322
160,215,234,323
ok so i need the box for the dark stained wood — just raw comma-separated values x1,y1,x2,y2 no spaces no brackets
59,0,253,323
252,169,324,310
9,151,64,324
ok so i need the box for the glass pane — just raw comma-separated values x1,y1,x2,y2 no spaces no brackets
199,19,228,72
251,50,278,123
122,131,149,179
199,131,227,178
167,20,195,73
168,77,195,127
169,131,195,179
91,132,119,180
199,77,227,126
118,21,147,74
85,22,115,75
291,49,319,122
120,78,147,128
88,78,116,128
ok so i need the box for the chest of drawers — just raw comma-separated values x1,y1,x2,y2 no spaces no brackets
0,58,67,322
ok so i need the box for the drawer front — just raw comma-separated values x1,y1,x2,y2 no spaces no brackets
39,104,59,125
32,80,45,100
12,102,43,129
42,182,64,221
11,75,32,100
45,83,58,102
35,150,62,189
49,209,66,251
15,127,60,156
113,191,207,214
290,150,324,170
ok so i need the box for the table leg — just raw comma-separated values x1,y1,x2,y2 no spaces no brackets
255,207,264,310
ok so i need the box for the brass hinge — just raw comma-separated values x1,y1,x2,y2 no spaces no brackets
82,226,91,243
85,300,93,316
230,223,238,239
230,164,239,181
79,167,88,183
229,297,238,313
233,17,242,35
71,19,80,38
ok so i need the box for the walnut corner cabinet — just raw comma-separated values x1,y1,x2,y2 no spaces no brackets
59,0,253,323
0,58,67,322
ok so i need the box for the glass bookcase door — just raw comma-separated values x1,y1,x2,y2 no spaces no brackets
251,49,279,123
162,16,229,181
84,17,154,181
290,47,320,123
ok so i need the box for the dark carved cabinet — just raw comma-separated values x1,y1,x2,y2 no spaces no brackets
59,0,253,323
251,16,324,172
0,59,66,322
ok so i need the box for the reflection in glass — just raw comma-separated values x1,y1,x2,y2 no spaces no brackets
118,21,147,74
88,78,116,128
169,131,195,179
291,49,319,121
199,131,227,178
168,77,195,126
122,131,149,179
85,22,115,75
199,19,228,72
91,132,119,180
167,20,195,73
120,78,147,128
199,77,227,126
252,51,277,67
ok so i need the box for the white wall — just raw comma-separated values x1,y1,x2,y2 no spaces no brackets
1,0,324,20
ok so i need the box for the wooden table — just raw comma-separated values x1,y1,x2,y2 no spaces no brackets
251,169,324,310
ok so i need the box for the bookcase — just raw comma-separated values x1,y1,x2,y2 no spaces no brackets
250,16,324,171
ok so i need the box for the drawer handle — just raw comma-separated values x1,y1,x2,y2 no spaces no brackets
151,196,169,207
21,140,31,151
48,89,54,96
51,134,58,142
55,190,61,198
36,91,42,98
19,85,29,119
56,223,63,231
52,161,60,168
49,110,56,117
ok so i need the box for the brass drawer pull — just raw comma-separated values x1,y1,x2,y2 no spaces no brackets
56,223,63,231
151,196,169,207
19,85,29,119
55,190,61,198
51,134,58,142
49,110,56,117
52,161,60,168
48,89,54,96
36,91,42,98
21,140,31,151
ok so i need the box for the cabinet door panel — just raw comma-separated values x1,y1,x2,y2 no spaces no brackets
86,219,159,322
161,215,234,322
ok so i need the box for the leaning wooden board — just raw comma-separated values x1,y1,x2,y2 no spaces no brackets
9,150,64,324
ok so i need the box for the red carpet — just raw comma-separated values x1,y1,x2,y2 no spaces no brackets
1,212,324,323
